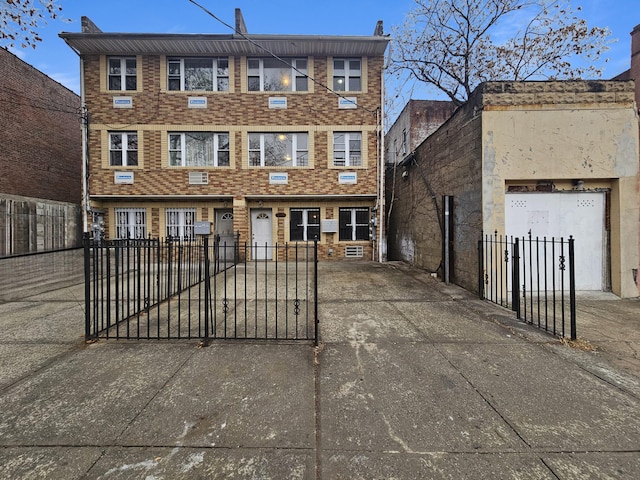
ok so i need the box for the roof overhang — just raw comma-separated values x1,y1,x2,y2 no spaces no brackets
59,32,389,57
90,194,377,201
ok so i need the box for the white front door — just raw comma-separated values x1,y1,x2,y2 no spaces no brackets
251,209,273,260
505,192,605,291
215,209,235,262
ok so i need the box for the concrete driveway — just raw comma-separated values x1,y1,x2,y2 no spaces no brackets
0,257,639,479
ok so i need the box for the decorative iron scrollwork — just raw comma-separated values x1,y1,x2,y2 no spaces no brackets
294,299,301,315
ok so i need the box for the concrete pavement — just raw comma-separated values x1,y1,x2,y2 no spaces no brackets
0,257,639,479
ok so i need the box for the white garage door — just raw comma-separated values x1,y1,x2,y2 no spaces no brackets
505,192,605,291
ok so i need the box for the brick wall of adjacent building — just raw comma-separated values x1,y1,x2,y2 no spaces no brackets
386,94,482,291
0,49,82,256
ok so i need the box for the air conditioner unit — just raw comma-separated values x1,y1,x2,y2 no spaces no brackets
189,172,209,185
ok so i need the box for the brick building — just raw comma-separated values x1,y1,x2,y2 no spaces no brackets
387,81,639,298
0,48,82,256
59,11,389,261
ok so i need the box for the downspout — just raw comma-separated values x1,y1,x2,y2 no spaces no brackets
378,56,387,263
80,56,89,233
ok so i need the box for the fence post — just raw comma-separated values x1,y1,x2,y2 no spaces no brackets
477,239,484,299
513,238,521,318
569,236,577,340
314,239,319,347
83,233,92,341
204,236,211,342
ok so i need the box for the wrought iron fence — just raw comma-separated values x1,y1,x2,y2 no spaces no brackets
478,231,576,340
84,235,318,344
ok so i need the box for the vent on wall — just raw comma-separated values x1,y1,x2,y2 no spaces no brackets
345,245,364,258
189,172,209,185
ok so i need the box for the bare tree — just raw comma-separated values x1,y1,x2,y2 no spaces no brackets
391,0,611,106
1,0,63,49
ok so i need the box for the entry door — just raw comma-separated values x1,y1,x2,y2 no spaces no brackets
251,209,273,260
215,209,235,262
505,192,605,291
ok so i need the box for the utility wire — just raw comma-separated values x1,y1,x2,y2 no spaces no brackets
187,0,378,115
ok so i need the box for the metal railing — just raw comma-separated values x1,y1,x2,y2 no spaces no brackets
84,235,318,344
478,231,576,340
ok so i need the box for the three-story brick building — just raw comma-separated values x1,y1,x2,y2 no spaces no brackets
60,10,389,261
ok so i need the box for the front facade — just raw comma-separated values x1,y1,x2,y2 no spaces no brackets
60,12,388,261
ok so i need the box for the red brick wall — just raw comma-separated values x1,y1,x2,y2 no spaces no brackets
0,49,82,204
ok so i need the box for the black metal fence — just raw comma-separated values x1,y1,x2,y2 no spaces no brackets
84,235,318,344
478,232,576,340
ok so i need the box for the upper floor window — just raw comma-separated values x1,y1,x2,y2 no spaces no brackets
109,132,138,166
167,57,229,91
166,208,196,240
248,133,308,167
290,208,320,242
108,57,137,91
333,58,361,92
169,132,229,167
339,207,369,241
115,208,147,239
247,57,308,92
333,132,362,167
401,128,408,155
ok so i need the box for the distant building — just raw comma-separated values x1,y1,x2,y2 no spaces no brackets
0,48,82,256
385,100,456,164
613,23,640,109
59,10,389,261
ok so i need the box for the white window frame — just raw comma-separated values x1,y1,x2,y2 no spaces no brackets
166,208,196,240
109,132,138,166
168,132,230,167
401,128,408,155
167,57,229,91
333,132,362,167
115,208,147,239
339,207,370,241
290,208,320,242
248,133,309,167
108,56,137,91
333,58,362,92
247,57,308,92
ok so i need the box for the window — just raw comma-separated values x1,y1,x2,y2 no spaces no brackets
333,132,362,167
169,132,229,167
115,208,147,239
108,57,137,91
248,133,308,167
166,208,196,240
109,132,138,166
333,58,361,91
247,57,308,91
167,57,229,91
290,208,320,241
339,208,369,241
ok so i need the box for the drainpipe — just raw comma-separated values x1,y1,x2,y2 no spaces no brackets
80,56,89,233
378,61,386,263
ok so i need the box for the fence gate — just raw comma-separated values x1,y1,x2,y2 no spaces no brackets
478,231,576,340
84,235,318,345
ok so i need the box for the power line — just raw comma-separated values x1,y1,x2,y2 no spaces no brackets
186,0,378,116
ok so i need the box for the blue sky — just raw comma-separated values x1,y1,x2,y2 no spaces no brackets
6,0,640,105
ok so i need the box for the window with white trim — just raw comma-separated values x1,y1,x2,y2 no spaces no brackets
333,58,361,91
108,57,137,91
247,57,308,91
401,128,407,155
166,208,196,240
115,208,147,239
339,207,369,241
109,132,138,166
169,132,229,167
333,132,362,167
290,208,320,241
248,133,308,167
167,57,229,91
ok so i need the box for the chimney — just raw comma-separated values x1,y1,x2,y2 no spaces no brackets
81,16,102,33
235,8,248,34
631,24,640,108
373,20,384,37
